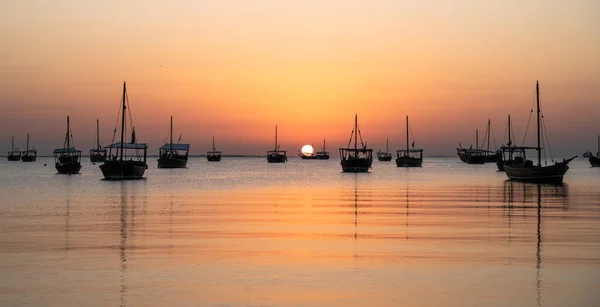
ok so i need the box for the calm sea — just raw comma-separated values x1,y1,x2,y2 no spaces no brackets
1,157,599,306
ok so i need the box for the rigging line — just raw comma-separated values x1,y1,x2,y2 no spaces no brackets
112,90,122,145
541,114,554,163
346,126,354,148
358,128,365,147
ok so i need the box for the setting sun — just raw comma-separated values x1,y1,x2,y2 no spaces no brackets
301,144,314,155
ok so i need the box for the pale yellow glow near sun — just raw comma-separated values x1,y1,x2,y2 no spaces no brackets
301,145,314,155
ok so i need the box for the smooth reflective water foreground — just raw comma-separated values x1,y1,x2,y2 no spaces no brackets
1,158,599,306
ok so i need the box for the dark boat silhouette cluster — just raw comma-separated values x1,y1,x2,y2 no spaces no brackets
4,80,590,184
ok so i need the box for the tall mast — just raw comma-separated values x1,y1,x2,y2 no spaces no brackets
96,119,100,149
27,133,29,151
487,119,491,153
386,137,389,153
536,81,541,167
275,125,278,152
323,139,326,152
67,116,71,152
508,115,511,145
406,116,409,153
476,129,479,150
597,134,599,157
169,116,173,151
120,82,126,161
212,136,215,151
11,136,14,152
508,115,512,160
354,114,358,153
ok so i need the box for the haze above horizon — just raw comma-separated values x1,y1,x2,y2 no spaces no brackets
1,1,599,157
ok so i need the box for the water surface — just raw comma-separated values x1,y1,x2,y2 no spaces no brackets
1,157,599,306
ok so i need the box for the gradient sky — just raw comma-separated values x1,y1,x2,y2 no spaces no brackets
1,0,598,157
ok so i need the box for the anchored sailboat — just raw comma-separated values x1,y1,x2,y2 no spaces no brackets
396,116,423,167
21,133,37,162
465,129,486,164
100,82,148,180
158,116,189,168
6,137,20,161
53,116,82,174
267,125,287,163
339,114,373,172
504,81,576,183
90,119,107,163
207,137,222,161
376,138,393,161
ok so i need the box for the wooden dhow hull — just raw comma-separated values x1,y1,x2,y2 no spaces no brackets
90,154,106,163
100,160,147,180
207,154,221,162
7,155,20,161
377,154,392,161
157,157,188,168
590,155,600,167
341,158,372,172
21,155,36,162
465,155,486,164
267,154,287,163
504,163,569,184
55,162,81,174
395,156,423,167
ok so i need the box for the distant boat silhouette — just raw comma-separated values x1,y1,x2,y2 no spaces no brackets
376,138,393,161
504,81,576,183
207,137,222,162
590,135,600,167
21,133,37,162
299,139,330,160
89,119,107,163
100,82,148,180
396,116,423,167
497,115,527,171
6,136,20,161
465,129,486,164
483,119,501,163
267,125,287,163
53,116,82,174
157,116,189,168
340,114,373,172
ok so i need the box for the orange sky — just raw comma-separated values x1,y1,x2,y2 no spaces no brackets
1,1,599,156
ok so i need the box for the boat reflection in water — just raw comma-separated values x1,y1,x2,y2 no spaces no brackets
503,180,568,307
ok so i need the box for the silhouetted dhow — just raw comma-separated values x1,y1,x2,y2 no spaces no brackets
54,116,82,174
267,125,287,163
465,129,486,164
21,133,37,162
207,137,222,161
396,116,423,167
340,114,373,172
89,119,106,163
503,81,576,183
100,82,148,180
157,116,189,168
376,138,393,161
6,137,20,161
